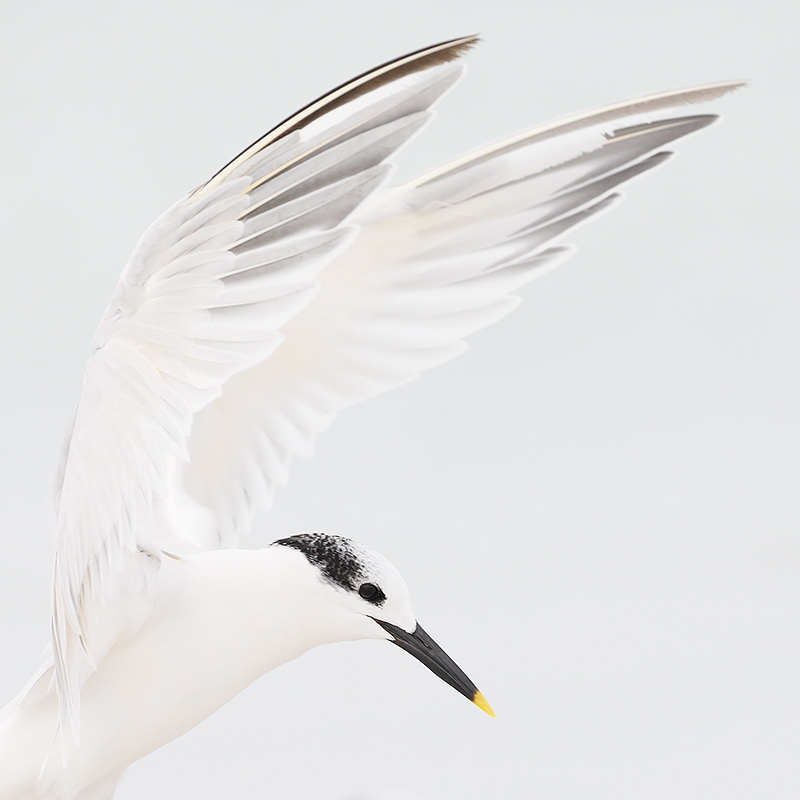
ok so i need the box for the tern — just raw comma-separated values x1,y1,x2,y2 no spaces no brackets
0,36,741,800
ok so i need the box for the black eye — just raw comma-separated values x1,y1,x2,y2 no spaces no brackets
359,583,379,599
358,582,385,604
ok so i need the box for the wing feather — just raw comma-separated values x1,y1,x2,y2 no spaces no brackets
184,84,743,547
52,39,473,740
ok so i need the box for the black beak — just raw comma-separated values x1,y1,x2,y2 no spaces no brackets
372,618,495,716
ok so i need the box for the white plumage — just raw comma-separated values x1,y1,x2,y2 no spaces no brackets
0,36,742,800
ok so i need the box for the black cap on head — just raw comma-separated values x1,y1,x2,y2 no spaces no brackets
274,533,367,592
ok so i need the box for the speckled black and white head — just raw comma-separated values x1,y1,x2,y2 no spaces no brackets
271,532,494,717
272,532,414,627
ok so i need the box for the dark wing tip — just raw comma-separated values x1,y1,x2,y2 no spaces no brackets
193,36,480,201
417,34,482,63
278,35,481,137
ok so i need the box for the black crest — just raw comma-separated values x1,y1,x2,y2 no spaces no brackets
273,533,364,591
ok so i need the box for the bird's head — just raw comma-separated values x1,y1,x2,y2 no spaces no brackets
271,532,494,717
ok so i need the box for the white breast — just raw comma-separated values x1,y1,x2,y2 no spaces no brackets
0,548,341,800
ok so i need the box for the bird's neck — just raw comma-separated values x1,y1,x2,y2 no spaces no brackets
155,546,346,682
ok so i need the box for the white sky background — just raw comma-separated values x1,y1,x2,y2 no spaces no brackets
0,1,798,798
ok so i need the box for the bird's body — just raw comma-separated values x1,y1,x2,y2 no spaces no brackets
0,36,741,800
1,544,414,799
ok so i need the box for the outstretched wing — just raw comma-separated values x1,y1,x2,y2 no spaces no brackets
52,36,478,740
183,80,743,544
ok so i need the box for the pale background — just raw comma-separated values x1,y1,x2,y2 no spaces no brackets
1,1,798,798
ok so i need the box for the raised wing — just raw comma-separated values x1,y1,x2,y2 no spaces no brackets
52,36,478,740
183,80,743,544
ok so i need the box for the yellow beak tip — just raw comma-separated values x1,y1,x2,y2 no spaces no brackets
472,690,496,718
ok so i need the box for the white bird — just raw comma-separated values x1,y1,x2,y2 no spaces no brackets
0,36,742,800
